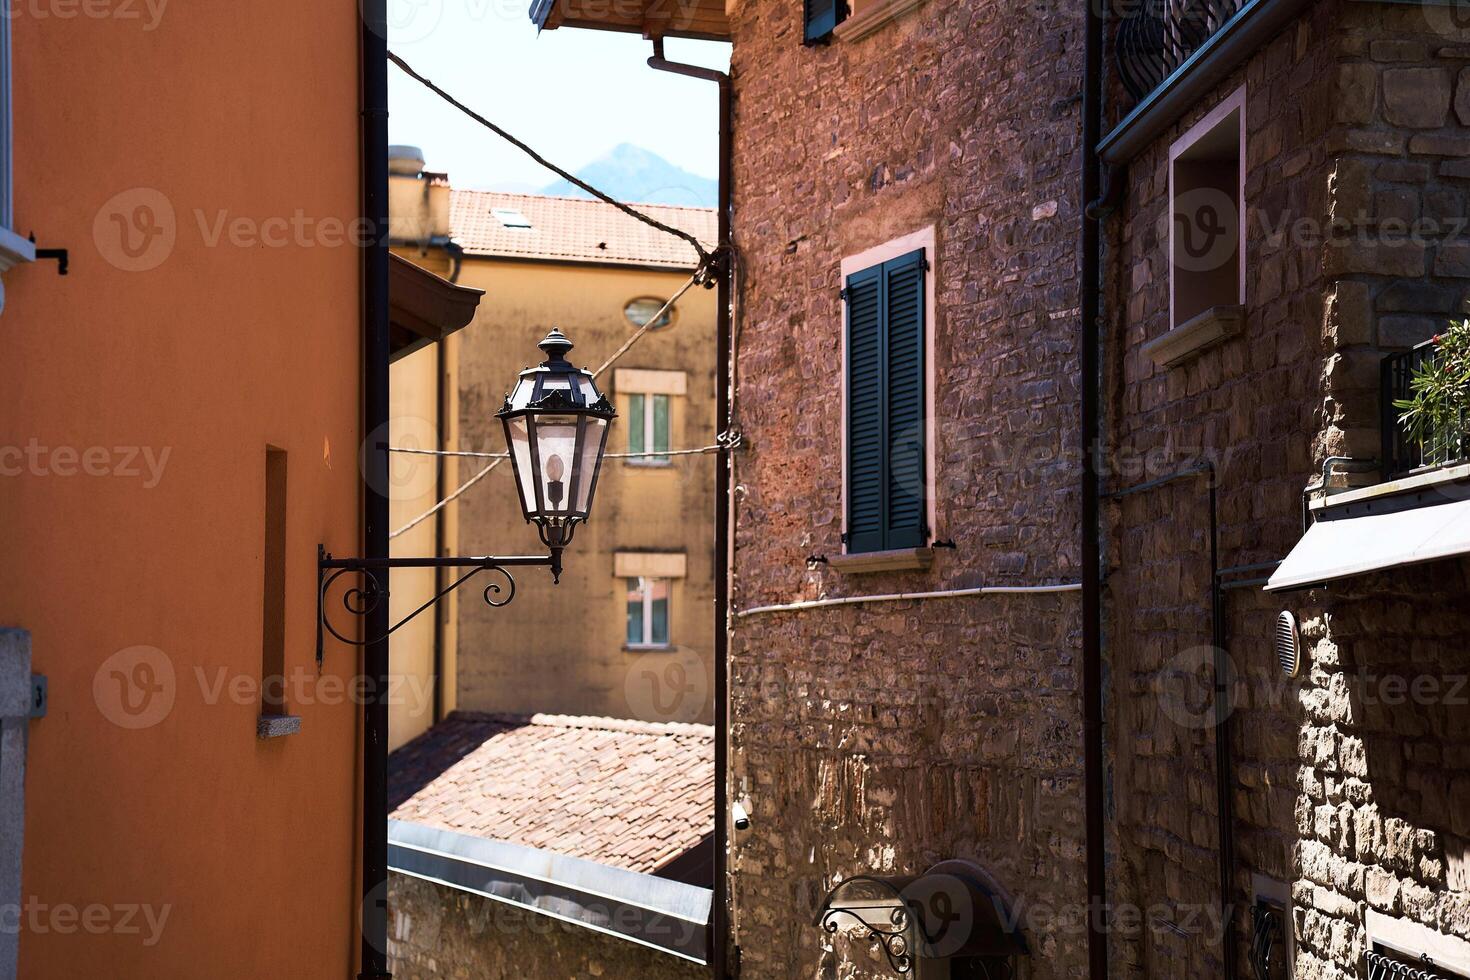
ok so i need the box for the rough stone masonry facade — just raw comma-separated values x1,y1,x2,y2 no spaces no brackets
1105,0,1470,977
388,874,706,980
726,0,1092,975
727,0,1470,975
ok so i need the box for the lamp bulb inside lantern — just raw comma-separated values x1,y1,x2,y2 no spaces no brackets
546,453,566,506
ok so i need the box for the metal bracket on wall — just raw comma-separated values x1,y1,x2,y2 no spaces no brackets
29,675,45,718
315,544,554,665
27,235,68,275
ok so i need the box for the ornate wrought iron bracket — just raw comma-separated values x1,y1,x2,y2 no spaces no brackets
816,876,917,975
316,544,555,664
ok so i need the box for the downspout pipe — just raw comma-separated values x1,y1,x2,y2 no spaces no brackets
1080,0,1108,975
360,3,393,976
647,37,733,980
433,240,465,725
1104,464,1239,979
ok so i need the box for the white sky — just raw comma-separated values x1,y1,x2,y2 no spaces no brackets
386,0,731,192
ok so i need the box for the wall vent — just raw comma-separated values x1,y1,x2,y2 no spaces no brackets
1274,611,1302,678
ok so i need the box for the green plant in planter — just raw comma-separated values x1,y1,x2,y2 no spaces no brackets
1394,318,1470,468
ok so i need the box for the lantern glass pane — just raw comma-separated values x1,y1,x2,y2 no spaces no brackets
534,416,579,515
508,376,537,410
505,416,537,518
575,416,608,513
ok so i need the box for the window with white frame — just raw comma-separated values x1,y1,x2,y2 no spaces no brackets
838,227,937,558
615,369,685,469
627,392,670,466
625,576,670,648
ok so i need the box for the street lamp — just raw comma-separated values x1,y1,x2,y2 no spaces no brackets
498,328,615,583
316,327,614,660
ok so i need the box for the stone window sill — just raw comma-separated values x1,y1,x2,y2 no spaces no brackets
623,644,675,653
0,226,34,316
828,547,934,574
833,0,925,41
1142,305,1244,369
257,714,302,739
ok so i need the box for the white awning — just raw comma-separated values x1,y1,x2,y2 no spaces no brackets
1266,494,1470,591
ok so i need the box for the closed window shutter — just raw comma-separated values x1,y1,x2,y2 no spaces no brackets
804,0,841,43
844,249,927,554
845,265,885,554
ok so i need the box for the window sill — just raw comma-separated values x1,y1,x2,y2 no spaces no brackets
623,644,675,653
1143,305,1244,369
0,226,34,317
624,458,673,468
828,547,934,574
257,714,302,739
833,0,925,40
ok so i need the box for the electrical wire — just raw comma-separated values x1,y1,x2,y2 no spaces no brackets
386,50,712,267
388,270,706,540
388,444,729,460
735,583,1083,617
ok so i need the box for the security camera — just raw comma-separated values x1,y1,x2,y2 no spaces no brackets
732,800,751,831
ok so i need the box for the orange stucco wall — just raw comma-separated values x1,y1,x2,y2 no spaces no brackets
0,4,363,976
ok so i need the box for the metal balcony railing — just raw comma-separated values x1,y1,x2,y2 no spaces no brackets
1366,948,1466,980
1115,0,1247,102
1381,339,1469,480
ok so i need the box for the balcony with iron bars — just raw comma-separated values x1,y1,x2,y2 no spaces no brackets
1381,339,1469,482
1099,0,1314,163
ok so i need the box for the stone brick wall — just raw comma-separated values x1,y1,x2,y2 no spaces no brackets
387,873,706,980
1322,2,1470,464
1104,1,1470,977
726,0,1091,974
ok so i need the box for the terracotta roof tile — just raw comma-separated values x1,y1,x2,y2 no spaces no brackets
449,190,716,269
389,712,714,876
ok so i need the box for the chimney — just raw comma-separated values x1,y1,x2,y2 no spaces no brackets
387,146,449,244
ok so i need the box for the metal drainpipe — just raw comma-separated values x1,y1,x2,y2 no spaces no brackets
433,240,465,725
646,38,733,980
1080,0,1108,973
1104,464,1239,979
359,1,393,975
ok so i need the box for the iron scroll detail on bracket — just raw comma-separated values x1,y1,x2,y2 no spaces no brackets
315,545,553,664
814,860,1027,977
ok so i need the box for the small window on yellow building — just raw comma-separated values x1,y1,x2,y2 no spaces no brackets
624,296,675,330
626,576,670,648
627,393,670,466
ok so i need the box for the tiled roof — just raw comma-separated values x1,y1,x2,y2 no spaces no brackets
449,190,716,269
389,712,714,876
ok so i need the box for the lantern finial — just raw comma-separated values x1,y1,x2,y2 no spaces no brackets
538,328,574,363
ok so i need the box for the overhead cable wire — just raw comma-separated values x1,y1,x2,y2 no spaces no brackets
386,49,712,267
388,444,729,460
388,270,705,540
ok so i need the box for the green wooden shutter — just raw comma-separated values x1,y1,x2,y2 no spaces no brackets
844,248,927,553
883,249,927,549
845,265,885,554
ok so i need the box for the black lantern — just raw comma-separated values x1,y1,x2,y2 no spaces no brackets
316,326,615,662
498,327,615,579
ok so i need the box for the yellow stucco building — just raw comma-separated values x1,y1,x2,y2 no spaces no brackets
387,148,717,748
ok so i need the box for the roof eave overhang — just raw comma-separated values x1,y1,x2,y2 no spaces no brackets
389,252,486,362
530,0,730,40
388,819,714,964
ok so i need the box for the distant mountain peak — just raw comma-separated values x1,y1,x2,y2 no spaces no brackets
541,145,716,208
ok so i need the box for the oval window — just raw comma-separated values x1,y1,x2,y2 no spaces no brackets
624,296,675,330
